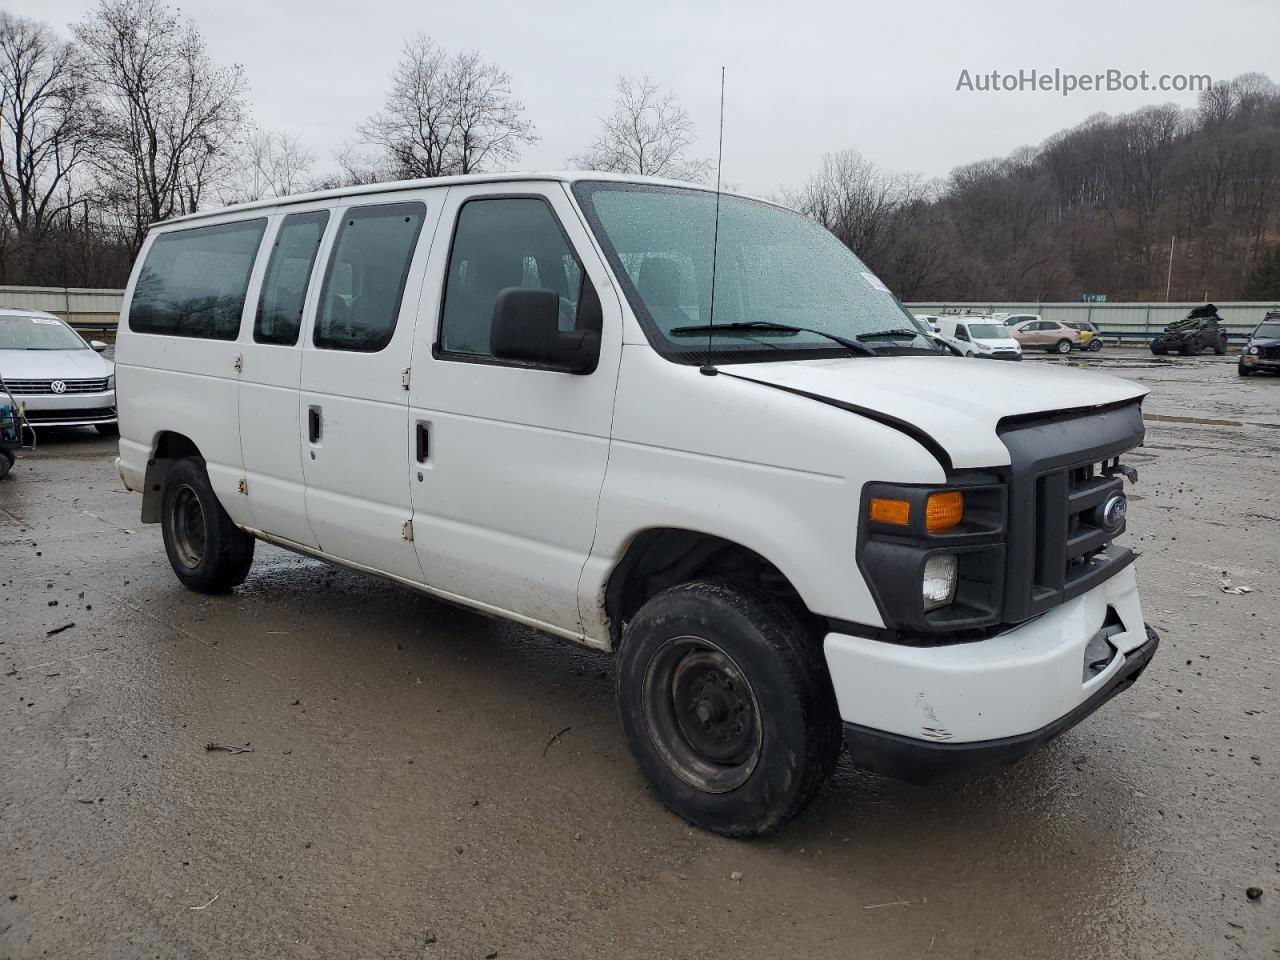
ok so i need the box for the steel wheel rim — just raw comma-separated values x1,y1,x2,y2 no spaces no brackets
169,484,207,569
641,635,762,794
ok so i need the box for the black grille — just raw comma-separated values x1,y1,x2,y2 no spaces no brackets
20,406,116,423
999,401,1144,623
3,378,110,395
1259,346,1280,361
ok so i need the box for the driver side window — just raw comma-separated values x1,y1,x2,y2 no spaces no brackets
439,197,584,358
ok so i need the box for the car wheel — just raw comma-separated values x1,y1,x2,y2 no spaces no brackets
1055,339,1072,354
0,449,13,480
1238,364,1253,377
1151,344,1167,355
95,422,119,436
615,580,843,837
160,457,255,593
1088,339,1103,352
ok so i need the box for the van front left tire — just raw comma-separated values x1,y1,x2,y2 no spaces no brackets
160,458,255,593
615,580,843,837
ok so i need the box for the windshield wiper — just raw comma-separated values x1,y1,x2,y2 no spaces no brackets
669,321,876,356
856,329,929,341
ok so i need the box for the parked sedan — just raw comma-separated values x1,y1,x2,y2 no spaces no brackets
1008,317,1082,354
0,309,117,433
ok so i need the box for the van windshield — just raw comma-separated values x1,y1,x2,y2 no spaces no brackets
966,323,1009,339
0,314,87,351
572,181,940,362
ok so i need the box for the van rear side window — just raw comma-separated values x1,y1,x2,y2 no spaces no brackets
255,211,330,346
313,202,425,353
129,219,267,340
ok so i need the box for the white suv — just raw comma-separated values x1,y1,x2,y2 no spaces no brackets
115,172,1158,835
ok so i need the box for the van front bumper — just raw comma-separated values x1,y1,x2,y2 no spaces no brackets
824,564,1157,782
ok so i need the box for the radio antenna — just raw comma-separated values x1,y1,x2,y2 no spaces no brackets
700,66,726,376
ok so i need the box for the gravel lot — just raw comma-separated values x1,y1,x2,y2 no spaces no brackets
2,348,1277,959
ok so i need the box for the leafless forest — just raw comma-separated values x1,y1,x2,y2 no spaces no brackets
2,0,1278,301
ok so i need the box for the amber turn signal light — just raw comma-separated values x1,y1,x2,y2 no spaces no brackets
925,491,964,532
869,497,911,526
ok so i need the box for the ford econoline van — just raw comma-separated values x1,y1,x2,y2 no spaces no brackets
115,172,1158,836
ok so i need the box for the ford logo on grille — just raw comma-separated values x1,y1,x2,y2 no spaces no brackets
1099,493,1127,533
50,380,67,394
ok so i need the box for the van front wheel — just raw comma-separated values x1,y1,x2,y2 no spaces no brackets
160,458,254,593
615,580,842,837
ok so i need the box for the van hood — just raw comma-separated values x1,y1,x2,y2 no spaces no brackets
0,348,112,381
970,336,1020,352
717,355,1147,469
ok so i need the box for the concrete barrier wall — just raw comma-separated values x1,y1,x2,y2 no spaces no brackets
3,286,1279,339
0,286,124,331
907,301,1280,338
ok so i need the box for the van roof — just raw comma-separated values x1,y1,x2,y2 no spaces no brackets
160,171,770,227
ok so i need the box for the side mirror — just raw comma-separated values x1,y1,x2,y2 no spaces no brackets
490,288,599,374
90,340,108,353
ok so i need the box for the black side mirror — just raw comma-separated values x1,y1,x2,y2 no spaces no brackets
490,288,600,374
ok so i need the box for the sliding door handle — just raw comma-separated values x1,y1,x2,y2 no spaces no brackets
415,421,429,463
308,406,322,443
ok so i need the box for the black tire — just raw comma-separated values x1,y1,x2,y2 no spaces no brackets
1087,339,1103,352
1151,344,1167,355
1214,338,1227,355
0,449,13,480
615,580,842,837
160,458,254,593
1238,364,1253,377
95,422,119,436
1054,339,1072,354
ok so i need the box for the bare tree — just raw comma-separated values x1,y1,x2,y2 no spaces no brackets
568,76,710,181
231,126,315,201
74,0,247,252
0,12,95,274
360,35,536,180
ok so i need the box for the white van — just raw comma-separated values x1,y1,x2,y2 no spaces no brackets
115,172,1158,836
936,315,1022,359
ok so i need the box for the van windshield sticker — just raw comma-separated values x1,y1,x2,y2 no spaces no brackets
860,272,891,294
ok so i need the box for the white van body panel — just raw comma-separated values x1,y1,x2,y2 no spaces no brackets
236,201,336,548
407,182,622,637
714,356,1145,468
115,211,264,528
297,188,445,582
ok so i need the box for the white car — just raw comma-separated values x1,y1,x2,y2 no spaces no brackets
114,172,1158,836
936,316,1022,360
0,309,117,433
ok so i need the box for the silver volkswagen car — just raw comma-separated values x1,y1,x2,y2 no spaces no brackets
0,309,117,434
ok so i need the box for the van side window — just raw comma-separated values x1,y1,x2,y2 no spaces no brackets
439,197,584,358
129,219,267,340
255,211,330,345
314,202,426,352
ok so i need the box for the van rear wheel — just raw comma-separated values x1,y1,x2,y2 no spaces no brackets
160,458,254,593
615,580,842,837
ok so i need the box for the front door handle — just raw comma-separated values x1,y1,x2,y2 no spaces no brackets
415,421,429,463
308,406,322,443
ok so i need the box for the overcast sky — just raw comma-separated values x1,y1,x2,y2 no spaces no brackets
25,0,1280,196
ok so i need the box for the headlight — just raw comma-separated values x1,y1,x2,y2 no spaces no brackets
1248,346,1260,355
922,554,958,611
107,374,116,390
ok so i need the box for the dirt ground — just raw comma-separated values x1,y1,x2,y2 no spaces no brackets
2,348,1277,960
